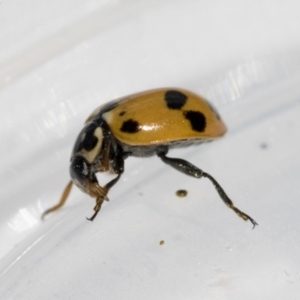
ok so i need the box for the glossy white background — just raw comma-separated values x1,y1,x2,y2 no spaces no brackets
1,1,300,299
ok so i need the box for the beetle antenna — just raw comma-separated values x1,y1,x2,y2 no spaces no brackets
41,181,73,220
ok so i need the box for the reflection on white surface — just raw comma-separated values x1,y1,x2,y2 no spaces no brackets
1,235,44,278
43,103,70,133
202,53,300,104
7,207,39,233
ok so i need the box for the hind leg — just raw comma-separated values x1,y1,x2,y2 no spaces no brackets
157,149,257,228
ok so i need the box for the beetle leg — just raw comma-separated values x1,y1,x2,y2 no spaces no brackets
86,173,122,221
157,151,258,228
41,180,73,220
86,196,106,221
86,150,126,221
98,135,111,172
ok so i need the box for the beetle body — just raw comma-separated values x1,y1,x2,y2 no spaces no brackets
43,88,257,227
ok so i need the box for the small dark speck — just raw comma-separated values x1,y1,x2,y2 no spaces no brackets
159,240,165,246
260,143,268,149
176,189,188,198
119,111,126,116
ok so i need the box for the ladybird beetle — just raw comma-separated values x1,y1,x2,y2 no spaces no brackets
42,88,257,227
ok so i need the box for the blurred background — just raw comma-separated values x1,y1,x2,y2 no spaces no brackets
1,1,300,299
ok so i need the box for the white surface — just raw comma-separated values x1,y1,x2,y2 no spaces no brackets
1,1,300,299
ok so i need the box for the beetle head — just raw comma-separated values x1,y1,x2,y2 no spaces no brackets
70,121,108,199
70,156,107,199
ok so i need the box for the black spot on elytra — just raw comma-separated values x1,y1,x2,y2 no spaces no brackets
164,90,187,109
184,110,206,132
119,110,126,116
120,119,140,133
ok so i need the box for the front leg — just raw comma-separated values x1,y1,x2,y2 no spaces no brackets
86,173,122,221
86,148,126,221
